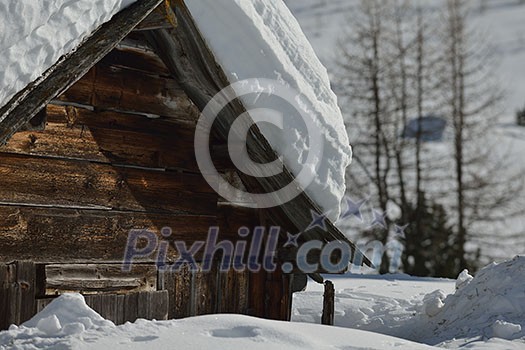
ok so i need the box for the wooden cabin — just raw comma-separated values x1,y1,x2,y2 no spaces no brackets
0,1,368,329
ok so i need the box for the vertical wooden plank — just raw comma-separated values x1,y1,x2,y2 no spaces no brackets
159,269,175,318
266,270,282,320
162,265,193,319
100,295,117,321
4,264,18,326
247,270,266,318
217,270,231,313
85,295,102,319
264,269,292,321
138,291,150,319
0,263,10,330
36,298,54,313
194,264,218,315
123,292,139,323
16,261,36,324
34,264,47,298
280,273,292,321
235,270,249,314
115,294,126,325
175,265,193,318
107,295,119,322
0,261,37,328
148,290,169,321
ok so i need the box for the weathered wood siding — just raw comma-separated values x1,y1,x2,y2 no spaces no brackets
0,44,222,264
0,261,290,330
0,12,293,325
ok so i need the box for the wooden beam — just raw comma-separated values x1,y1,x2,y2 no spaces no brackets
57,62,196,121
0,205,218,263
321,280,335,325
0,152,217,215
0,0,164,145
134,1,178,31
144,2,371,268
2,104,202,172
43,264,157,296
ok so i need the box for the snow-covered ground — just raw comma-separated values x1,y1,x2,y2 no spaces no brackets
0,293,431,350
2,257,525,349
295,257,525,348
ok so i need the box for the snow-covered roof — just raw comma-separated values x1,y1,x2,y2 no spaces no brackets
0,0,136,110
0,0,352,222
186,0,352,220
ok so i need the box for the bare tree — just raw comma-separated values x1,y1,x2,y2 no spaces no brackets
336,0,524,276
439,0,524,270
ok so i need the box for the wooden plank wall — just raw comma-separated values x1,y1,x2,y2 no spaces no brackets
0,44,221,264
0,262,36,328
0,261,254,330
0,30,292,324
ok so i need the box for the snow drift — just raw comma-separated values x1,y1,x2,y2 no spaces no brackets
293,257,525,348
0,293,432,350
422,256,525,345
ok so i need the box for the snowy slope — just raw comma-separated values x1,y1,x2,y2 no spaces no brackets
0,0,136,110
294,257,525,349
186,0,352,220
0,293,434,350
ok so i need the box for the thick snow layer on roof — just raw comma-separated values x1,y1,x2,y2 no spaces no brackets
0,0,136,110
186,0,352,220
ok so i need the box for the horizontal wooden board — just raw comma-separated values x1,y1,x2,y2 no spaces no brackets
57,61,198,122
0,152,217,214
0,205,220,263
101,47,171,76
43,264,157,296
2,105,202,171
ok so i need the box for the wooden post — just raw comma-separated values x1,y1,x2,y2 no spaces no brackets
321,280,335,326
